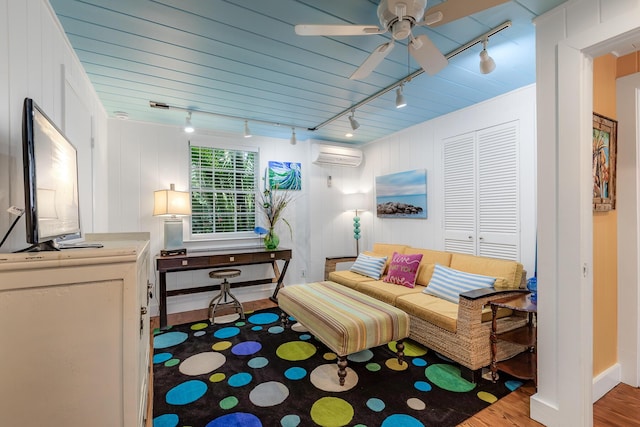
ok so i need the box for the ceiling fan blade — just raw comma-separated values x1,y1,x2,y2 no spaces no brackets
349,41,395,80
408,34,448,76
423,0,510,28
295,24,384,36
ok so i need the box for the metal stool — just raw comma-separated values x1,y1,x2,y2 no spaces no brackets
208,268,244,323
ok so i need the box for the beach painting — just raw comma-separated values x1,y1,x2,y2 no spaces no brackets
375,169,427,218
268,161,302,190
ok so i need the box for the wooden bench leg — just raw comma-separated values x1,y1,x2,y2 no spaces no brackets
337,356,348,386
396,339,406,366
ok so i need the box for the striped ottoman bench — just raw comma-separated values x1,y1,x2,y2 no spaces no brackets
278,281,410,386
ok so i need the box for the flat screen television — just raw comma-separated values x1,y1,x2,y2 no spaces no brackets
20,97,81,251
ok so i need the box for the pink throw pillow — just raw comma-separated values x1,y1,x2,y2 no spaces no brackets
383,252,423,288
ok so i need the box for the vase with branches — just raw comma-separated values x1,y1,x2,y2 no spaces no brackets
257,183,293,250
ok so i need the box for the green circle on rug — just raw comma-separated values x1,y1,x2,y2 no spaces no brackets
276,341,317,361
388,340,427,357
209,372,225,382
190,322,208,331
219,396,238,409
425,364,475,392
212,341,232,351
310,397,354,427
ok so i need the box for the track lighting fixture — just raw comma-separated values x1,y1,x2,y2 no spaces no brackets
348,110,360,131
184,112,194,133
243,120,252,138
479,39,496,74
395,84,407,109
290,128,297,145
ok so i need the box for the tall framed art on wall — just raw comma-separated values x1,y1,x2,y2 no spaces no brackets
592,113,617,211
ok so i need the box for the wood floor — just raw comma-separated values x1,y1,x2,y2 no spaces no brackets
150,299,640,427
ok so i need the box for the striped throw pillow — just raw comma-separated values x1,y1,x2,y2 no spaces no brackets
423,264,496,303
350,253,388,280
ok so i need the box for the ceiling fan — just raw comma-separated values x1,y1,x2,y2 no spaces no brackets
295,0,509,80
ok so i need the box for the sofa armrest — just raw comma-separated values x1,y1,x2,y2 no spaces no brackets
324,256,358,280
456,288,530,339
460,287,529,301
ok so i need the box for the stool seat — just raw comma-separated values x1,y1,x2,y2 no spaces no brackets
208,268,244,324
209,269,241,279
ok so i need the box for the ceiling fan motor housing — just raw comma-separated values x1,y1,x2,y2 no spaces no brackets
378,0,427,35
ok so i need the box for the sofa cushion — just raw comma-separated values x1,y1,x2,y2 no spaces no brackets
449,253,523,289
349,253,387,280
327,270,373,289
383,252,423,288
356,281,425,305
403,248,453,286
395,292,459,332
423,264,496,303
372,243,409,272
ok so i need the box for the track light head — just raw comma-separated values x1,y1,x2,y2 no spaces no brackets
184,112,194,133
290,128,297,145
395,85,407,109
348,110,360,131
479,39,496,74
244,120,252,138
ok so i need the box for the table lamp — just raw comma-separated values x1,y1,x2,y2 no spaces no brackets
344,193,368,255
153,183,191,253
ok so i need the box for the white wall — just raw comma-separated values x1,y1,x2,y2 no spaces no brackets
107,119,311,316
534,1,640,426
0,0,108,253
310,85,538,278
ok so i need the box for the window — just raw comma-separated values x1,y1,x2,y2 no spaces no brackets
189,143,258,238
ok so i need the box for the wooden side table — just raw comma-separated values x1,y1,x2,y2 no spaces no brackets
490,293,537,386
324,256,357,280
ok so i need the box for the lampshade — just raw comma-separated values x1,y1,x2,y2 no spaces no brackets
343,192,368,212
153,183,191,216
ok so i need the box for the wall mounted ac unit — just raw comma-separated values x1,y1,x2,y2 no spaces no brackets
311,143,363,167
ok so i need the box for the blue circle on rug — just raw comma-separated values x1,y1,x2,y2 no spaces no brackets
281,414,301,427
505,380,524,391
248,312,280,325
348,349,374,363
154,353,173,364
381,414,425,427
412,358,427,367
228,372,252,387
285,367,307,380
232,341,262,355
153,413,179,427
366,397,385,412
205,412,261,427
214,327,240,339
252,326,263,331
166,380,207,405
248,357,269,369
154,332,188,349
268,325,284,334
193,331,206,337
414,381,432,392
299,334,312,341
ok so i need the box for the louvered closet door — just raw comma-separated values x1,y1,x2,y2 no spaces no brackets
477,122,519,260
443,133,476,254
443,122,520,259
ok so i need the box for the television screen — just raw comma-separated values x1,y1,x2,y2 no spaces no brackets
21,98,81,251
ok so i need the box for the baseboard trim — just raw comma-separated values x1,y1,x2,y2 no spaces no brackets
530,392,560,426
592,363,621,403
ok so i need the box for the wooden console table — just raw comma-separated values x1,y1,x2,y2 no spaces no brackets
156,247,292,327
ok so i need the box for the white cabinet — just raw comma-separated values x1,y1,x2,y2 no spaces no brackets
0,233,151,427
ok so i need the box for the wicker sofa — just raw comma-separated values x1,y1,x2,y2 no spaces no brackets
326,243,530,381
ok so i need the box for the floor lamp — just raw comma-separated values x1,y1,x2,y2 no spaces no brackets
344,193,368,255
153,183,191,254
